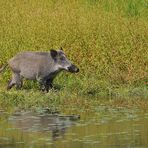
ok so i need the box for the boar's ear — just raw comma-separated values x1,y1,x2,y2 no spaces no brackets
60,47,63,51
50,49,58,59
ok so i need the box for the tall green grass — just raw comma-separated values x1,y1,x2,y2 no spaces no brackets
0,0,147,104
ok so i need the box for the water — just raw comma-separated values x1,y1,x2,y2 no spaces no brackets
0,107,148,148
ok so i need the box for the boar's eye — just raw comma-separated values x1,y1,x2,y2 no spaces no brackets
60,57,65,61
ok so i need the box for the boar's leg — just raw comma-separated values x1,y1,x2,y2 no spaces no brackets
37,77,53,92
37,78,46,92
45,79,53,92
7,72,22,90
7,79,15,90
16,78,23,90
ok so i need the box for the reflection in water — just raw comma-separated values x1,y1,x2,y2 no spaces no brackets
0,108,148,148
9,112,78,141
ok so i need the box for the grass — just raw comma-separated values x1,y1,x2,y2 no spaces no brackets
0,0,148,111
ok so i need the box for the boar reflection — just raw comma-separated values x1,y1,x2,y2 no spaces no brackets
9,112,79,140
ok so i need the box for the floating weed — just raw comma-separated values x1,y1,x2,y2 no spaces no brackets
6,128,19,131
38,137,52,142
16,141,25,144
0,137,10,141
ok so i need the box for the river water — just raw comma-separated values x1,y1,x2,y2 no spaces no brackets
0,106,148,148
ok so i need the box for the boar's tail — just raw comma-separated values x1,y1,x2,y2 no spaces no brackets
0,64,8,73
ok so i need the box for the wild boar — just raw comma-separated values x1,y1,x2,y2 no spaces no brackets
0,48,79,92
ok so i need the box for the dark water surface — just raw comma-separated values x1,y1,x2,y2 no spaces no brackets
0,106,148,148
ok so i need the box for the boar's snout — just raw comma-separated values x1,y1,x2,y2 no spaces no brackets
68,64,79,73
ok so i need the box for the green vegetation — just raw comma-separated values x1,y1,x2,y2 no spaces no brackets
0,0,148,110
